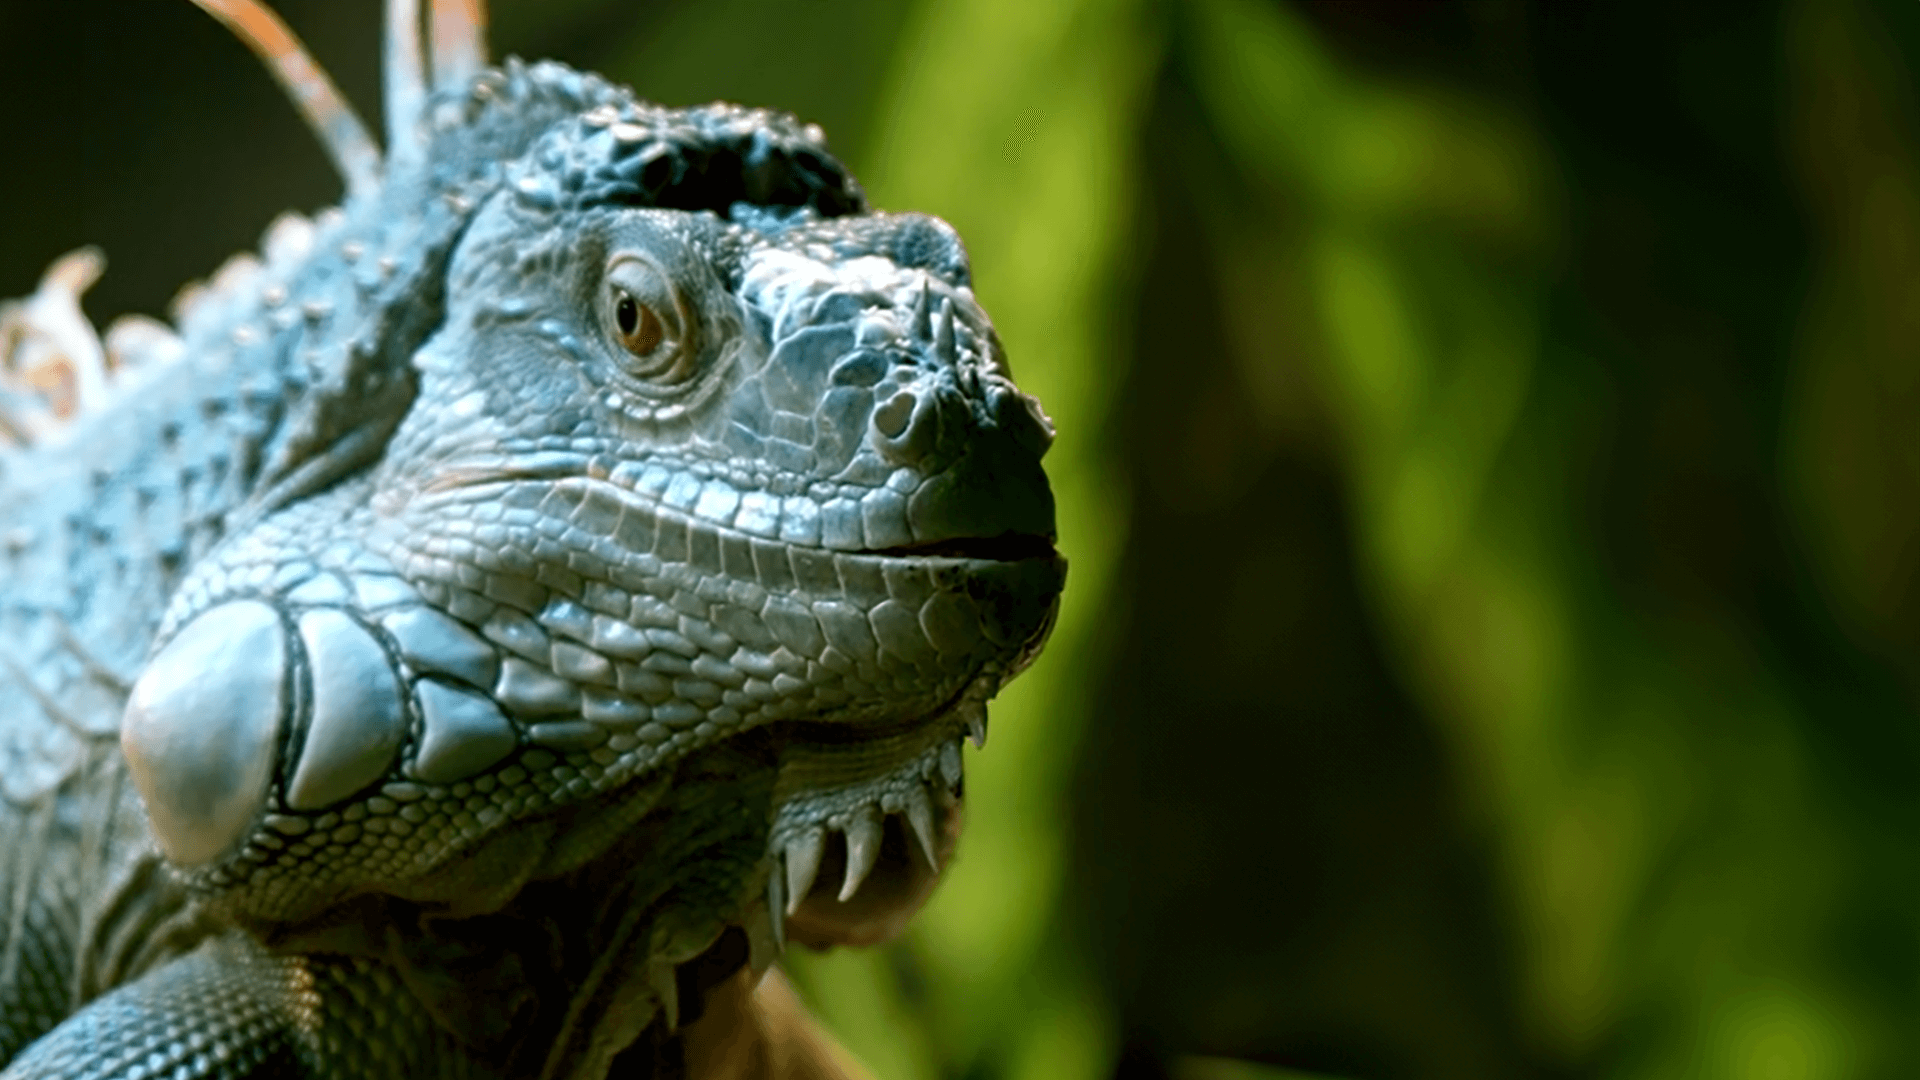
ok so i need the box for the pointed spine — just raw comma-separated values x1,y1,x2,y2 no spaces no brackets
430,0,487,91
384,0,426,164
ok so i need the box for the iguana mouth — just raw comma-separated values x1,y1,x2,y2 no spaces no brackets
860,532,1058,563
763,713,972,951
406,463,1058,563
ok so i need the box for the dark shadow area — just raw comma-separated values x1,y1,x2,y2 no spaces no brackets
1068,67,1534,1080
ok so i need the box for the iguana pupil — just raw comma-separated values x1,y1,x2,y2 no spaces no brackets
615,292,641,338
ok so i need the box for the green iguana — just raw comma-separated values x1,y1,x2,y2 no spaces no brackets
0,2,1063,1075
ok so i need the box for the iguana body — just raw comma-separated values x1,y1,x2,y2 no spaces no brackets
0,4,1062,1077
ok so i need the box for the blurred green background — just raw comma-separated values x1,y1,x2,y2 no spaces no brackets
6,1,1920,1077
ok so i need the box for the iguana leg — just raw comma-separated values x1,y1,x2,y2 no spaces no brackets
0,932,492,1080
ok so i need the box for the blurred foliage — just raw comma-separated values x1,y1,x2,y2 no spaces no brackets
8,1,1920,1078
770,0,1920,1077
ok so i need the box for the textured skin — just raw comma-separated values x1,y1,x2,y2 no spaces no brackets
0,50,1061,1080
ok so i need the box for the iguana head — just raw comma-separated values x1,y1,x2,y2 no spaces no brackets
116,2,1064,1039
358,99,1065,937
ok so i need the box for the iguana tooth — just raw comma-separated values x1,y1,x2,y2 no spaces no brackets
285,610,406,811
839,805,883,903
783,827,825,916
121,601,287,868
904,784,940,871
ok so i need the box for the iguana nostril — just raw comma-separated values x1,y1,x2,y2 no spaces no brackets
873,391,914,439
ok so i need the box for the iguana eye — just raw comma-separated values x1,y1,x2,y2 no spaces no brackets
602,256,691,382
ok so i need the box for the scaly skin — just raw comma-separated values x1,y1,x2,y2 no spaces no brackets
0,39,1062,1080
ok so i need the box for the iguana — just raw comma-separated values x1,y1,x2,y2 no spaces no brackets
0,1,1063,1076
